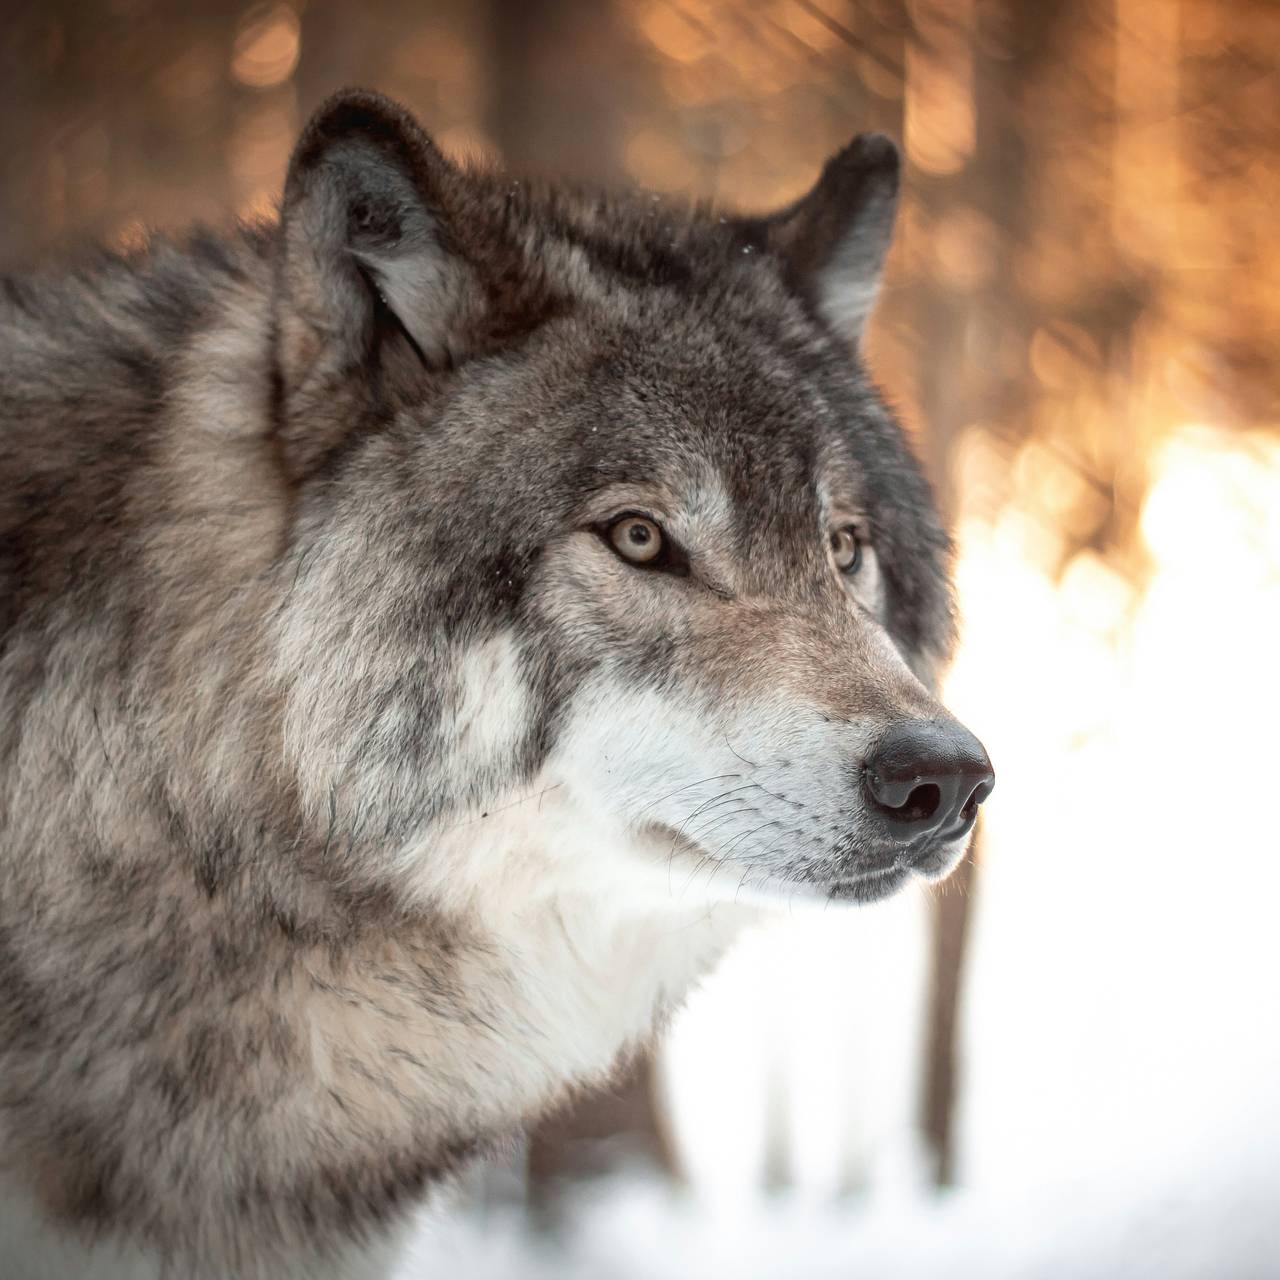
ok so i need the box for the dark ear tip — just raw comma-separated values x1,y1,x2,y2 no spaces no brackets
289,88,437,182
831,131,901,190
307,88,414,134
850,131,900,163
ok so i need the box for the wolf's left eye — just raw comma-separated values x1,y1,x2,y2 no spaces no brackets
830,524,863,575
608,514,665,565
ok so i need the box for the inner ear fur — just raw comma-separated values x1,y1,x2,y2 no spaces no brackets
765,132,901,343
274,90,481,481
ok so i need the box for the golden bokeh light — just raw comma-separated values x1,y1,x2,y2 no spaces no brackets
637,2,712,64
231,2,300,90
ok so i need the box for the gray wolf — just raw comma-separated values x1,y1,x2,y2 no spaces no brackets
0,90,992,1278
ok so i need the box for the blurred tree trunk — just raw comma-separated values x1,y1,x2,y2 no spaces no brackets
0,10,45,263
488,0,627,181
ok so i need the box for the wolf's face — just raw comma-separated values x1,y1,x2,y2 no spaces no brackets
271,93,992,915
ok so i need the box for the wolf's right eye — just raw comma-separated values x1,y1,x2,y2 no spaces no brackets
830,524,863,574
608,515,664,565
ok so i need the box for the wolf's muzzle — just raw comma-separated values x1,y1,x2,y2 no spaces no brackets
862,719,994,853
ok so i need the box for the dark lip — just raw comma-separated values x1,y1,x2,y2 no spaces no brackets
717,864,911,906
824,865,912,904
824,830,972,893
860,822,975,870
659,826,967,903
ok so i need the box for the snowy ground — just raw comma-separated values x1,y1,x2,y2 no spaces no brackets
397,1142,1280,1280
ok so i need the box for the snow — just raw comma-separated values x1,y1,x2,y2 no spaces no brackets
397,1143,1280,1279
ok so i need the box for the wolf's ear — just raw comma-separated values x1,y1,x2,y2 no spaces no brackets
765,133,900,343
275,90,477,475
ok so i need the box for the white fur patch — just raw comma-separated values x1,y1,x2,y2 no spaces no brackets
442,631,530,786
544,678,880,901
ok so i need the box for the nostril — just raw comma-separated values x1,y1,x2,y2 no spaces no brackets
888,782,940,824
959,777,994,825
862,766,944,825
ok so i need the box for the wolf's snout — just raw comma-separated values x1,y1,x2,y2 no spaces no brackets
862,720,994,846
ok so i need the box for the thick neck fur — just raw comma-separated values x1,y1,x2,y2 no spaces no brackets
0,233,747,1277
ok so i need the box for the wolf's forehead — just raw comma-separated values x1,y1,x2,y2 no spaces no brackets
612,349,869,498
572,335,874,533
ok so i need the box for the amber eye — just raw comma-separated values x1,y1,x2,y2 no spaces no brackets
830,524,863,574
609,514,664,565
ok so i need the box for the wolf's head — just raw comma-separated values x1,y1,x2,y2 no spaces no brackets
269,91,992,916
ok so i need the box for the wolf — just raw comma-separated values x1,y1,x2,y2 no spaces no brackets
0,89,992,1277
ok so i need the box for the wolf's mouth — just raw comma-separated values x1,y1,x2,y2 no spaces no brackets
825,864,912,903
656,820,964,904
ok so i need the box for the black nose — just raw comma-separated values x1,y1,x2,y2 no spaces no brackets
863,720,994,843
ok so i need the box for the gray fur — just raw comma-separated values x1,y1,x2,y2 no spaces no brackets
0,90,973,1278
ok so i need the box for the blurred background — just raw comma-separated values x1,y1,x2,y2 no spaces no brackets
2,1,1277,1276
